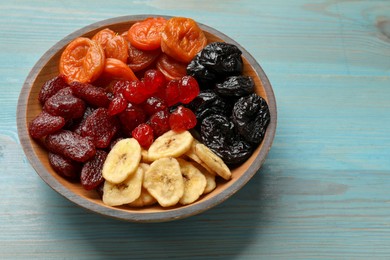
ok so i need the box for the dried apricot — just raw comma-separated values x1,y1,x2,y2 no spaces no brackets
59,37,105,84
156,53,187,81
101,58,138,82
127,44,161,72
127,17,167,51
161,17,207,63
92,28,128,63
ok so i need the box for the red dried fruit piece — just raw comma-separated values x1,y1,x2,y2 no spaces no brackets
132,123,154,148
80,150,107,190
43,89,86,120
142,69,166,96
179,75,200,104
119,102,147,135
142,96,167,116
48,152,81,180
169,106,197,132
38,74,69,105
45,130,96,162
69,81,110,107
122,80,149,104
71,106,95,135
148,110,170,137
29,111,65,139
108,94,127,116
80,108,119,148
164,79,181,106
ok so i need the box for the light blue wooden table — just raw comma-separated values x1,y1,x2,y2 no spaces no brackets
1,0,390,258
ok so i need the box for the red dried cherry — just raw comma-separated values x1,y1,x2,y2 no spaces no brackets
108,94,127,116
148,110,170,137
119,102,147,135
179,76,200,104
132,123,154,148
122,80,149,104
142,96,167,116
142,69,166,96
169,106,197,132
164,79,181,106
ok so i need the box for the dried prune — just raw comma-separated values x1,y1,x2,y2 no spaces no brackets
232,93,270,144
69,81,110,108
48,152,81,180
29,111,65,139
80,108,119,148
80,150,107,190
43,88,86,120
38,74,69,105
187,90,230,125
215,76,254,98
45,130,96,162
200,114,253,165
187,42,243,87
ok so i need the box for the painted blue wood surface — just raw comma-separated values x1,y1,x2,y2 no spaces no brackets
1,0,390,258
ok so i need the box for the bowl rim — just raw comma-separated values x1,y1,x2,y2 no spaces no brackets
17,14,277,222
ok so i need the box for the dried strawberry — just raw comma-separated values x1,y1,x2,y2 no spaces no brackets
169,106,197,132
44,88,86,120
80,150,107,190
38,74,69,105
132,123,154,148
69,81,110,107
45,130,96,162
80,108,119,148
29,111,65,139
48,152,81,180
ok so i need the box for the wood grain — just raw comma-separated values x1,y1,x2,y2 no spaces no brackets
2,0,390,258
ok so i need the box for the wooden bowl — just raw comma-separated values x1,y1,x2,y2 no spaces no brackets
17,15,277,222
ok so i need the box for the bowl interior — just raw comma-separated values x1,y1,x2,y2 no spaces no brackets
17,15,277,222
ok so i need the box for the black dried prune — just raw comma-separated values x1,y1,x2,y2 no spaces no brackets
187,90,230,125
215,76,254,98
232,93,270,144
200,114,253,165
187,42,243,87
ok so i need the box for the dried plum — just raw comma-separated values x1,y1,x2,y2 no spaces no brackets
232,93,270,144
215,76,254,98
187,42,243,87
187,90,230,125
200,114,253,165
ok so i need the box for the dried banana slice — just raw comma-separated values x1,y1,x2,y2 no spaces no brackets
192,162,217,194
147,130,193,161
102,138,141,184
143,157,184,207
102,167,144,206
129,163,157,207
194,143,232,180
185,139,215,175
177,158,207,205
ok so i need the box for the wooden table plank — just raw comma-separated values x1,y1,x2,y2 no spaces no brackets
1,0,390,258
